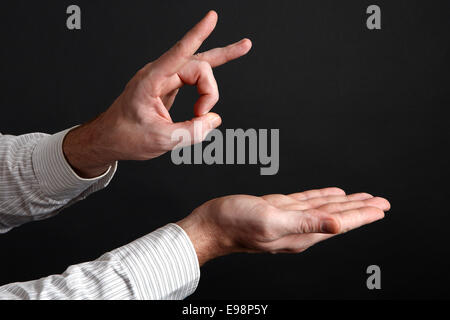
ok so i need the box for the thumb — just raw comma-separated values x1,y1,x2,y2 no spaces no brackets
167,113,222,149
275,209,341,237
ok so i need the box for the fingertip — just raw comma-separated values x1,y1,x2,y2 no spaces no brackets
365,197,391,212
350,192,374,200
206,112,222,128
241,38,253,50
376,209,386,220
362,193,374,198
328,187,346,195
197,10,218,36
320,218,340,234
194,112,222,127
382,198,391,211
380,197,391,211
207,10,218,22
318,187,346,197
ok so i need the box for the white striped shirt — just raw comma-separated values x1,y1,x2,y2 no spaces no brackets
0,129,200,300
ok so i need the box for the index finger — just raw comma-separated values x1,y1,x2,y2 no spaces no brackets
152,10,218,77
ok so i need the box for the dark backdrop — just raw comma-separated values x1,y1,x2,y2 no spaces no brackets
1,0,449,299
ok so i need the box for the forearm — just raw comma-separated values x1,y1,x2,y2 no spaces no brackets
0,224,199,300
0,129,116,233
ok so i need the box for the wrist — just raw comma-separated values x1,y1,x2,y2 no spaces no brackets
63,118,115,178
177,213,230,266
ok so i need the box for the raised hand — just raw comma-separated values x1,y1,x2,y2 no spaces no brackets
63,11,252,178
177,188,390,265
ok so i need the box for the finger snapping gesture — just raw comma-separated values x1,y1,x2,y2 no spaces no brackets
64,11,252,177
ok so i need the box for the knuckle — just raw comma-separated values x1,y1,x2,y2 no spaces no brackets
297,218,314,234
356,192,373,199
135,68,146,80
198,60,212,70
297,212,320,233
198,61,215,79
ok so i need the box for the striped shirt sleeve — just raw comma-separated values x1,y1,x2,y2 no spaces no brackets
0,128,117,233
0,223,201,300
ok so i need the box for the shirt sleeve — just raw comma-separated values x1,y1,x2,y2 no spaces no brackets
0,223,201,300
0,129,117,233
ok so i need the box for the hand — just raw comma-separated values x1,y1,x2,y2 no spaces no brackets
63,11,252,178
177,188,390,266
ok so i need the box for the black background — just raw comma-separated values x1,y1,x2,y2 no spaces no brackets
1,0,449,299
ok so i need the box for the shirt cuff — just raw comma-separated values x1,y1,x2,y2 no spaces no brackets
111,223,200,300
32,128,117,201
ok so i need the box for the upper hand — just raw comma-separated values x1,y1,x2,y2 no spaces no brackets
63,11,252,177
